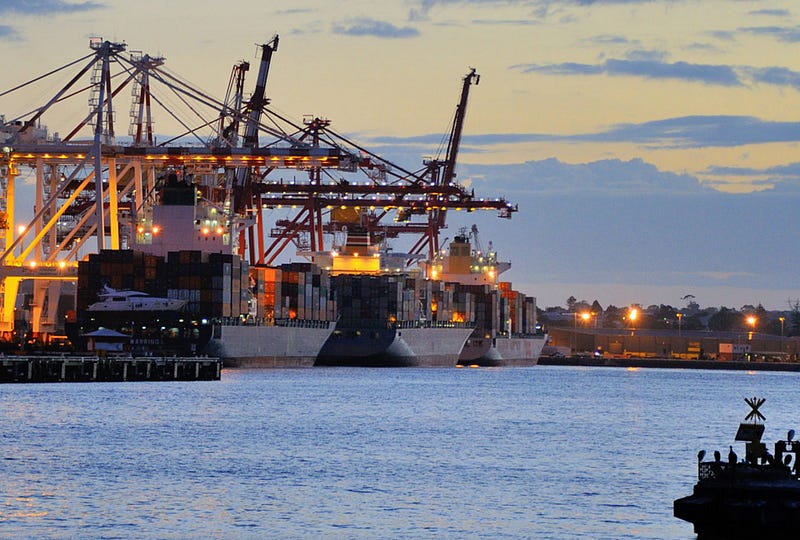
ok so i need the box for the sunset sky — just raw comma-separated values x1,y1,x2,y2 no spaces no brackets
2,0,800,310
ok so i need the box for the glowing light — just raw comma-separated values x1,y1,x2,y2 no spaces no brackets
215,227,224,235
201,227,210,235
152,225,160,234
137,226,145,234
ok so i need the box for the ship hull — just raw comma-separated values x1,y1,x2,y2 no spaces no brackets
458,334,547,367
205,322,335,368
316,325,474,367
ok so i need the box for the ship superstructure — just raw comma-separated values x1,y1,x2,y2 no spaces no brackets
422,226,547,366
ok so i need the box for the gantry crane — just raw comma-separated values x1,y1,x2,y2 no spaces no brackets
0,36,515,342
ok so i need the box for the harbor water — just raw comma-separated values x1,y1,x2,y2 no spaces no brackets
3,366,799,539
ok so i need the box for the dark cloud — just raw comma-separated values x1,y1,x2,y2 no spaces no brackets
585,34,635,46
748,66,800,89
472,18,540,25
0,0,104,15
458,158,800,297
740,25,800,43
749,9,791,17
514,58,743,86
368,116,800,153
704,162,800,179
332,18,419,38
576,116,800,148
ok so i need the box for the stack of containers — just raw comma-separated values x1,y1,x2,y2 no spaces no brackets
257,263,335,322
498,282,538,335
332,274,405,328
454,283,497,336
162,250,248,318
77,250,163,311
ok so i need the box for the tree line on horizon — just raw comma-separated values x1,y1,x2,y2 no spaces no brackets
538,297,800,337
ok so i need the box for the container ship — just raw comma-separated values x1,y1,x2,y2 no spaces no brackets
422,226,547,367
3,37,528,367
75,175,334,367
311,226,474,367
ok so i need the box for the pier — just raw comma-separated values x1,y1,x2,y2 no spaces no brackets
0,356,222,383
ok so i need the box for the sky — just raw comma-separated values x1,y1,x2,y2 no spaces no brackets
1,0,800,310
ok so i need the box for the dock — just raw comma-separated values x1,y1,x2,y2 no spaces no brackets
0,356,222,383
539,355,800,372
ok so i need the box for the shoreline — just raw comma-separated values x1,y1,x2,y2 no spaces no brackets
538,355,800,372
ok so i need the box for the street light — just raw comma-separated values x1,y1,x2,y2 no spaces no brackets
746,315,757,340
629,307,638,332
676,312,683,337
779,316,785,337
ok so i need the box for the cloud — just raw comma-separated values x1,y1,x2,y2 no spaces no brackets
748,66,800,89
0,0,104,15
455,158,800,299
514,58,743,86
460,157,708,195
332,18,420,38
749,9,791,17
369,115,800,151
702,163,800,192
516,54,800,91
585,34,637,46
741,25,800,43
575,116,800,148
0,25,21,40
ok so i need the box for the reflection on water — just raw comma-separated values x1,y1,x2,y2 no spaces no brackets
2,366,799,538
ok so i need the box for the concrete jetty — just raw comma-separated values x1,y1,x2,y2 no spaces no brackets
539,355,800,372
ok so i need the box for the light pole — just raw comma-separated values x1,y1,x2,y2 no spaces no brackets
676,312,683,337
572,312,578,354
629,307,638,334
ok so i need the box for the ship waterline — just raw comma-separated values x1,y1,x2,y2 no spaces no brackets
206,321,336,368
316,323,474,367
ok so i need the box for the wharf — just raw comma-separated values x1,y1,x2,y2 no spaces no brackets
0,356,222,383
539,355,800,372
